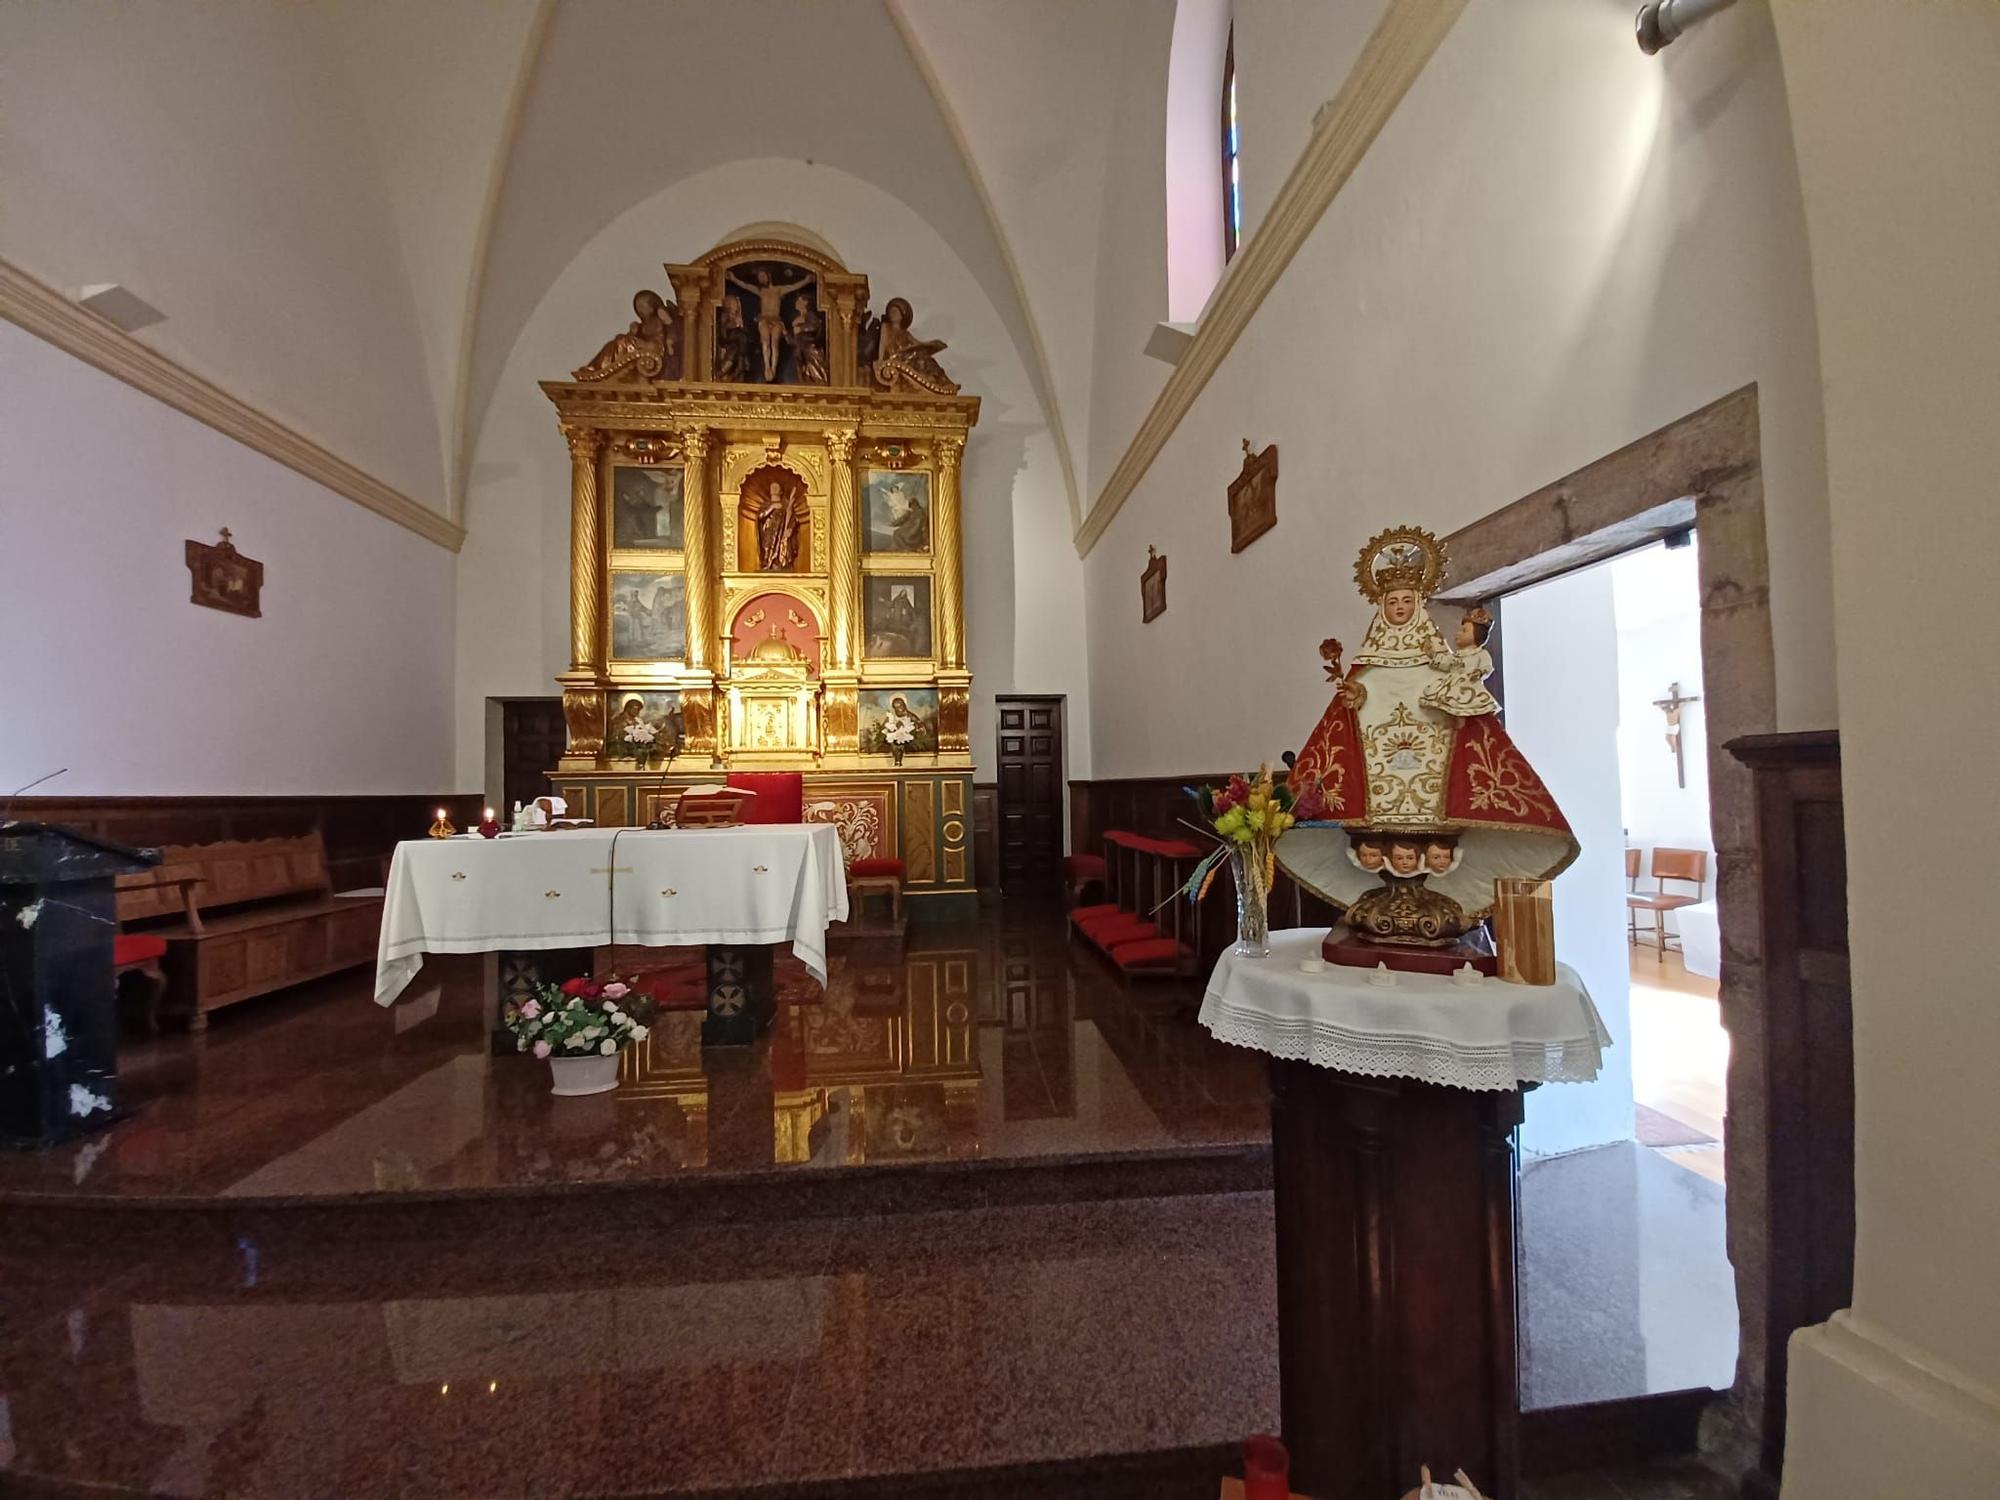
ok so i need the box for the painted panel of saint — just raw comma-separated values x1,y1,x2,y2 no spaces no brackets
610,571,686,659
859,689,940,754
863,471,931,554
612,466,684,550
863,576,933,659
607,690,684,750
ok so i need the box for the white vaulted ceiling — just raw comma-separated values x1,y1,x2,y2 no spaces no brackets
0,0,1144,531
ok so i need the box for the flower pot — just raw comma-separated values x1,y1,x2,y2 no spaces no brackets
548,1052,621,1097
1230,845,1271,958
891,745,906,767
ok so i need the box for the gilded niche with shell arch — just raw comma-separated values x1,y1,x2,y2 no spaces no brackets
540,231,981,779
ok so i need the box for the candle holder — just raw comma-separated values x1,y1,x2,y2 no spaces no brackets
477,807,501,839
427,807,457,839
1492,877,1555,985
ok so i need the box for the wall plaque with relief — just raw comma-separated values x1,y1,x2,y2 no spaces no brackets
185,528,263,618
1228,440,1279,554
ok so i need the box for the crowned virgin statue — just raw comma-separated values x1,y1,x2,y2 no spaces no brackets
1280,526,1578,955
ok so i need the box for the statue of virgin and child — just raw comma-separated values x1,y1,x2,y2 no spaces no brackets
1279,526,1578,952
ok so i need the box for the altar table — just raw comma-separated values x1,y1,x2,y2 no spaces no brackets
1200,930,1606,1500
372,825,847,1013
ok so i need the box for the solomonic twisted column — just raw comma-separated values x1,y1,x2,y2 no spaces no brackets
562,422,605,674
825,428,859,671
935,435,966,670
678,425,714,671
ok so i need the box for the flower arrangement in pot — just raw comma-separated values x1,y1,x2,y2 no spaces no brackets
1176,765,1308,957
503,976,656,1096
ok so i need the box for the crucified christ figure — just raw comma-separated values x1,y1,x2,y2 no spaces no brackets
727,267,814,381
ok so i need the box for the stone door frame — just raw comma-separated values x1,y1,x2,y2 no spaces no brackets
1437,385,1776,1470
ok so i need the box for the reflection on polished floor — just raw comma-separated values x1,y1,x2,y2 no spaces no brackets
0,1192,1280,1497
0,904,1268,1201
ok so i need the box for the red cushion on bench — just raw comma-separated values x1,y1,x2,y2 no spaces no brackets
114,933,167,966
848,857,905,879
1070,902,1122,924
1150,839,1205,859
1109,936,1187,969
1076,908,1146,932
1087,918,1158,948
1064,854,1108,879
1103,830,1146,849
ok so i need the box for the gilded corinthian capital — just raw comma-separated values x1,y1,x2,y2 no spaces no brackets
935,434,964,473
561,421,603,461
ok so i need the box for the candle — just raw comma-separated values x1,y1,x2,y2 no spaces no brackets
1242,1434,1289,1500
1493,877,1556,985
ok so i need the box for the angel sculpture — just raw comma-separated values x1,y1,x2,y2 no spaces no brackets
869,297,959,395
573,289,681,383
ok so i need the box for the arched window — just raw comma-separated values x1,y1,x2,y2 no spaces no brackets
1221,26,1242,260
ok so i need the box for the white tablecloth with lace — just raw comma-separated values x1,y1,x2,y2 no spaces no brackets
1198,928,1608,1090
373,824,847,1007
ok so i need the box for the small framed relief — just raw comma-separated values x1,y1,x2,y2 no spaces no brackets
185,528,263,618
1228,440,1279,554
1140,546,1168,623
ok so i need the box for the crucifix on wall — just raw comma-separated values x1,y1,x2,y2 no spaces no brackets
1654,681,1701,788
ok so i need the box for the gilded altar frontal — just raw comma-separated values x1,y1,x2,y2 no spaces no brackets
541,234,978,895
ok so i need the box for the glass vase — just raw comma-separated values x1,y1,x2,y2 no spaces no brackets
1230,845,1270,958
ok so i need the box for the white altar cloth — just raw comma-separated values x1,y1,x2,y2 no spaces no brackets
1198,928,1609,1091
373,825,848,1007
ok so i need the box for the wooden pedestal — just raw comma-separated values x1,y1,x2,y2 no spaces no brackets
1269,1058,1524,1499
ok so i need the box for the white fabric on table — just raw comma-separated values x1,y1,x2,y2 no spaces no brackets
1198,928,1609,1091
1678,899,1721,979
373,824,848,1007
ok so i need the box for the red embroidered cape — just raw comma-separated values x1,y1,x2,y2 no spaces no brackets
1290,698,1572,835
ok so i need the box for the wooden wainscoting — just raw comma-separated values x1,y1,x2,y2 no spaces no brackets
972,782,998,896
14,794,486,893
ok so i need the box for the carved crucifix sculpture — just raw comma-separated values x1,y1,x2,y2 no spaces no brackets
1654,680,1702,788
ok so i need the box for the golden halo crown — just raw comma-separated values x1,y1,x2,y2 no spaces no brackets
1353,525,1448,604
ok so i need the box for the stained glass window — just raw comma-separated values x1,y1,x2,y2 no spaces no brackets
1222,27,1242,261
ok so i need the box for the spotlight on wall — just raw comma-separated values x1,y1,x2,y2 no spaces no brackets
72,283,165,333
1635,0,1738,54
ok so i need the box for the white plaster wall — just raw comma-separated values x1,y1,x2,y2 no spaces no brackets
1082,0,1834,783
453,159,1090,797
0,1,456,508
1770,2,2000,1488
0,323,455,795
1612,544,1712,887
1501,563,1637,1158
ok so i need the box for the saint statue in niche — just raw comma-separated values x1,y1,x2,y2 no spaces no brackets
1277,526,1577,949
727,265,816,382
751,472,807,571
573,289,681,382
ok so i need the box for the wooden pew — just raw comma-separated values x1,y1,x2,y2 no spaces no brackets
115,830,383,1030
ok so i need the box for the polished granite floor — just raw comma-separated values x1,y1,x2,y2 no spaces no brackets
0,1190,1279,1497
0,902,1747,1494
1520,1141,1737,1408
0,905,1267,1201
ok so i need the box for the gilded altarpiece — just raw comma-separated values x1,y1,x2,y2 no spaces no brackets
543,235,979,908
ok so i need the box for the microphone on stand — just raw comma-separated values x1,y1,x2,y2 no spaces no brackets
1,767,68,827
644,730,686,830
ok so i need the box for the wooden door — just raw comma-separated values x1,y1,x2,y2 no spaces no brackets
995,696,1064,893
501,698,567,816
